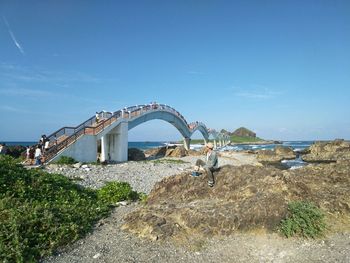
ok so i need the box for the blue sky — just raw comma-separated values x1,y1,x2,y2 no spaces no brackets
0,0,349,141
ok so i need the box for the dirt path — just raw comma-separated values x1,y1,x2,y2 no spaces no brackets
44,203,350,263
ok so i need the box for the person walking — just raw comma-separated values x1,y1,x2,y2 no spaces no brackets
34,146,42,165
194,142,218,187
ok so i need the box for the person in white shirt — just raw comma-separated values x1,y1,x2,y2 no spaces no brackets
34,146,42,165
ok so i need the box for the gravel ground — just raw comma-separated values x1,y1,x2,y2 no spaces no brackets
42,153,350,263
43,154,246,194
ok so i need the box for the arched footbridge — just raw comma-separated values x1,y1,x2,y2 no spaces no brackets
43,103,231,163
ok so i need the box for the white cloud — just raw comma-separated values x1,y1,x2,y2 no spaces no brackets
2,16,25,55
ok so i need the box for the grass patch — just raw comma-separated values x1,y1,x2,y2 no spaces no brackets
53,156,77,165
230,135,263,143
97,181,139,204
0,155,141,262
151,158,189,164
279,201,326,238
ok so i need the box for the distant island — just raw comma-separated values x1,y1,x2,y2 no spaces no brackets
189,127,274,144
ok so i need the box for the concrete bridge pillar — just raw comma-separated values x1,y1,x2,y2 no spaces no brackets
100,121,128,162
214,140,217,149
183,137,191,151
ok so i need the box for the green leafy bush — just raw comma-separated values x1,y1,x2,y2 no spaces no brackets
138,192,148,205
54,156,77,165
0,155,110,262
97,181,139,205
279,201,326,238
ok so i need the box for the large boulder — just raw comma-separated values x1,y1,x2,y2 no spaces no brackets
128,148,146,161
4,145,26,159
302,139,350,163
144,146,168,158
122,161,350,242
257,146,296,164
165,146,188,157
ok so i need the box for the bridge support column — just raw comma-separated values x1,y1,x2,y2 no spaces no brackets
100,122,128,162
183,137,191,151
100,135,109,162
214,140,217,149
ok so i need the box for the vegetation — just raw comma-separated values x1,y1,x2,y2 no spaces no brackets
279,201,326,238
0,156,141,262
97,181,139,204
151,158,189,164
54,156,77,165
229,135,263,143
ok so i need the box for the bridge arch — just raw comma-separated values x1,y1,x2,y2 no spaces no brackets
44,103,227,163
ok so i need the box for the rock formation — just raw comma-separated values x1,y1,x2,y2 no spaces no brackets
165,146,188,157
128,148,146,161
302,139,350,163
256,146,296,164
122,161,350,241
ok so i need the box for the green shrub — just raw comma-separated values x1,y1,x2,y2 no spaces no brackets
97,181,139,205
138,192,148,205
54,156,77,165
0,155,110,262
279,201,326,238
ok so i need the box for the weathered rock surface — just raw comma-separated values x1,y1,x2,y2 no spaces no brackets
122,161,350,241
144,146,170,158
128,148,146,161
256,146,296,163
302,139,350,163
165,146,188,157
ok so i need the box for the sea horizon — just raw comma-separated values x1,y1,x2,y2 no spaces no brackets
0,140,319,152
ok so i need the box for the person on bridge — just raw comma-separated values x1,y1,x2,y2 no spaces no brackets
194,142,218,187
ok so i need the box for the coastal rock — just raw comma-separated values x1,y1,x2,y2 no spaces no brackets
165,146,188,157
144,146,169,158
122,161,350,241
257,146,296,164
4,145,26,159
128,148,146,161
302,140,350,163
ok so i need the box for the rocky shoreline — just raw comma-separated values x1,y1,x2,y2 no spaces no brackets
42,141,350,263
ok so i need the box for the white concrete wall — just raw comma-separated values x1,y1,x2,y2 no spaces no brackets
52,135,97,163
